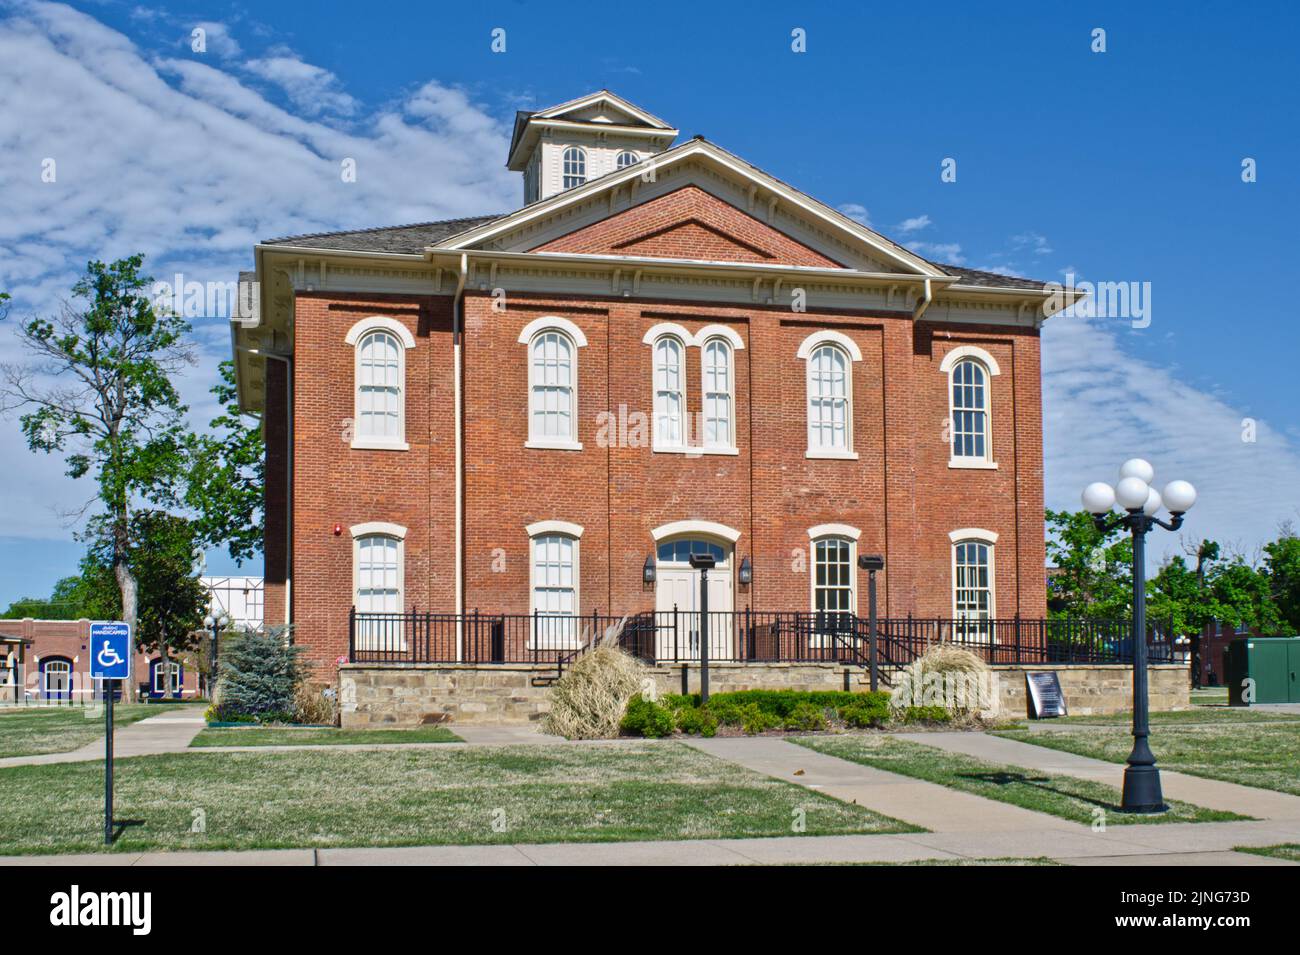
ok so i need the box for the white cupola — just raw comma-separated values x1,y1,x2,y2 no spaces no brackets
506,90,679,204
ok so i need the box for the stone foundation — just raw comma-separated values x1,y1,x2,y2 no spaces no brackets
339,660,1188,727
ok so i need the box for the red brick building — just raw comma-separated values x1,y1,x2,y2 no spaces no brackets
232,91,1079,680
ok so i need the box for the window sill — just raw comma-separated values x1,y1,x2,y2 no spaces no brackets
525,440,584,451
652,445,740,456
948,458,998,470
805,449,859,460
351,439,410,451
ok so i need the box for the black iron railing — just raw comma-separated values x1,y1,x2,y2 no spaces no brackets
347,608,1175,670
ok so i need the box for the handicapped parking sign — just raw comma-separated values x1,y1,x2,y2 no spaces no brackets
90,622,132,680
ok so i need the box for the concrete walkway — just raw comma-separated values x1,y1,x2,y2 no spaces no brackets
896,731,1300,821
0,705,208,769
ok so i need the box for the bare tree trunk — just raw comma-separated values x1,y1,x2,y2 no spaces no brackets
115,560,137,700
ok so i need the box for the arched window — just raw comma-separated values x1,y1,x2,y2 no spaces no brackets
950,359,990,461
701,337,733,450
41,657,72,701
529,525,582,649
562,146,587,189
940,345,1000,468
616,150,639,169
352,522,407,652
812,536,855,616
807,343,850,454
150,658,183,697
530,330,576,445
653,335,686,449
346,317,414,451
952,532,996,635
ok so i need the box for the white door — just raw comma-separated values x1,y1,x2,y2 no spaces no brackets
654,539,733,661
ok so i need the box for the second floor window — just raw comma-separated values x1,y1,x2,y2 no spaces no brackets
357,330,402,441
950,358,989,460
562,146,587,188
807,343,850,453
701,337,733,450
653,335,686,447
530,331,576,444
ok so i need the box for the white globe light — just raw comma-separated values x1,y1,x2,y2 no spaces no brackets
1119,458,1155,484
1081,482,1116,514
1162,479,1197,513
1142,486,1163,516
203,614,215,628
1115,476,1150,510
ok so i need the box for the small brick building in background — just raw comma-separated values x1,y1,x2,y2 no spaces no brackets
232,91,1083,684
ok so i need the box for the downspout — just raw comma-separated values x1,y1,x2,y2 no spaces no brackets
912,278,934,322
452,254,468,662
237,346,293,635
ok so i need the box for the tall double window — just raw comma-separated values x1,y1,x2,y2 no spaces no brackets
346,317,415,451
940,346,1000,468
520,317,587,451
951,529,996,636
528,521,584,649
644,323,742,454
798,330,861,459
352,522,407,651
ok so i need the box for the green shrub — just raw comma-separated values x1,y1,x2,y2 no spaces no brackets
736,703,781,735
783,701,828,731
620,695,675,738
214,628,305,721
674,705,718,737
838,697,890,728
901,705,952,725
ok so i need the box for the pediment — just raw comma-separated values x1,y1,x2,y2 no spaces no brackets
530,186,845,267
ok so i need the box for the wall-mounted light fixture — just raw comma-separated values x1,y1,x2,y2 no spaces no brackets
643,554,656,585
738,555,752,585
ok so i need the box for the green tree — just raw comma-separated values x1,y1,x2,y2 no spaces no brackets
0,256,194,639
1147,556,1210,635
1263,530,1300,633
1045,509,1132,617
1209,558,1283,634
184,360,264,563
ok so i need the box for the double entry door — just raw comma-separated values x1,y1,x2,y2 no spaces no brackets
654,539,733,662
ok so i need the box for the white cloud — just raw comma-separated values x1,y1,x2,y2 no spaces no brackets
1043,312,1300,559
837,202,870,226
0,1,517,540
193,20,240,59
906,241,965,265
243,52,355,115
1012,231,1053,255
896,214,931,233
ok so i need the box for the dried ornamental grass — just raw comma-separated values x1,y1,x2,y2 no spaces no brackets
889,643,996,720
542,644,649,739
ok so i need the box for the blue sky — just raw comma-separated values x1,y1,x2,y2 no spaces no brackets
1,0,1298,608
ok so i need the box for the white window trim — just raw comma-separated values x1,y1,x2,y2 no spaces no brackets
649,331,688,453
651,520,742,543
699,334,737,453
528,525,582,650
809,533,858,635
351,530,406,611
694,324,745,351
347,317,415,452
799,332,860,460
950,530,997,620
941,346,1000,470
351,521,409,541
522,319,585,451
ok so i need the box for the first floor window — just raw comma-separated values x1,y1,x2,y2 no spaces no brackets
355,533,403,651
532,534,578,647
151,660,181,696
813,537,854,617
953,540,993,632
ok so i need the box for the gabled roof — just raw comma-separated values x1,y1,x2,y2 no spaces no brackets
506,90,679,171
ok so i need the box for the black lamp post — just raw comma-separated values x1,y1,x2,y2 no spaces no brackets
857,554,885,692
1082,458,1198,814
202,611,230,699
688,553,717,704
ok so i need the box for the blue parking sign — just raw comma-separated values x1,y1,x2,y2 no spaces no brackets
90,622,132,680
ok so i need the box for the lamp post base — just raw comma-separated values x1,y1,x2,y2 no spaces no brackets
1118,765,1168,814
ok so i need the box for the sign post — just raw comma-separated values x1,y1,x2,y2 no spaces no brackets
90,621,131,845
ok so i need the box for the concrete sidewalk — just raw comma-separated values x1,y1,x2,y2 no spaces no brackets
896,731,1300,821
0,705,208,769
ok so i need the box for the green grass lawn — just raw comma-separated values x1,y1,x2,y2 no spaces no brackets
190,725,461,747
792,735,1246,826
1191,687,1229,706
0,742,917,855
995,721,1300,796
0,704,189,758
1235,844,1300,862
1017,708,1300,727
